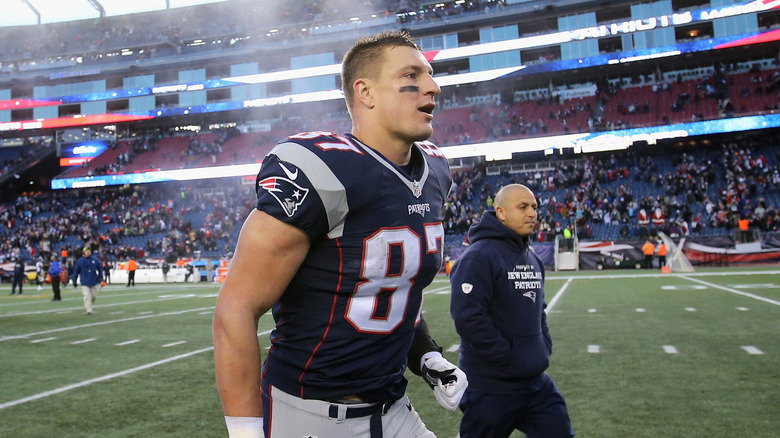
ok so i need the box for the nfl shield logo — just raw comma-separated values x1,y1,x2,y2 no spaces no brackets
412,180,422,198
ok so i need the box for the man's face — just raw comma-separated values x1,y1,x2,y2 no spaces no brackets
372,46,441,143
496,187,538,237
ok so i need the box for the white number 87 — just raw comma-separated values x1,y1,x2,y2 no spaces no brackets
346,224,444,334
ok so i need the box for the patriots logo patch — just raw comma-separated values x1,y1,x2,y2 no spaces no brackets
523,291,537,303
258,176,309,217
461,283,473,294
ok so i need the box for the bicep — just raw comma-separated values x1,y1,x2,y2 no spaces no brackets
216,208,311,319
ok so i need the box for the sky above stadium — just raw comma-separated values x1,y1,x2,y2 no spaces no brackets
1,0,226,27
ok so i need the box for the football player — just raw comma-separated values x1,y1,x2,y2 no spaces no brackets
213,30,467,438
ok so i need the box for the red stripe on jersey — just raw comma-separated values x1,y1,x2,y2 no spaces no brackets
298,238,344,398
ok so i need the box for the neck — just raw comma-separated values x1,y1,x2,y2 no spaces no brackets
351,125,413,166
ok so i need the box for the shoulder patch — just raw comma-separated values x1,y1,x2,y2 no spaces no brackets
258,176,310,217
461,283,473,294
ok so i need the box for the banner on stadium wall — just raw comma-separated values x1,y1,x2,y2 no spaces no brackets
58,140,108,167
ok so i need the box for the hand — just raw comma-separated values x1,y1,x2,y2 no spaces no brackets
422,354,468,411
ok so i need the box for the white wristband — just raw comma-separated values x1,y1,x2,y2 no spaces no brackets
225,416,264,438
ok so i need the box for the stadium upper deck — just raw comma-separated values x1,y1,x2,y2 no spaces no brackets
0,0,778,193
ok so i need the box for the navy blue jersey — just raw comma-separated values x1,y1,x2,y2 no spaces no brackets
255,131,452,403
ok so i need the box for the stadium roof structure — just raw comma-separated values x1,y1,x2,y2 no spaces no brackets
1,0,226,27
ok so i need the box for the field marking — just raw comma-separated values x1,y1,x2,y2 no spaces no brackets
446,344,459,353
679,276,780,306
587,345,600,353
0,346,214,411
728,283,780,289
0,293,215,318
0,329,274,411
636,308,646,312
0,285,217,310
588,308,597,313
663,345,679,354
0,306,215,342
736,307,750,311
546,269,780,281
162,341,187,348
685,307,697,312
741,346,764,355
115,339,141,346
71,338,97,345
30,337,56,344
546,278,573,313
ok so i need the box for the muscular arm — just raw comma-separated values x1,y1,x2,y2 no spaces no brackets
213,209,311,417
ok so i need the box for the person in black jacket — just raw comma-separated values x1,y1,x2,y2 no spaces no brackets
450,184,574,438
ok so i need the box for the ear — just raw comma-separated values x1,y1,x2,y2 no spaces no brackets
353,78,375,109
495,205,505,222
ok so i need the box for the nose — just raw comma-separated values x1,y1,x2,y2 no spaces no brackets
425,74,441,97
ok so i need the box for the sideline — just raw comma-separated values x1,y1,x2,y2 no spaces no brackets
0,329,274,411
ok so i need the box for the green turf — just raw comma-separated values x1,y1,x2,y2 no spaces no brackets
1,267,778,437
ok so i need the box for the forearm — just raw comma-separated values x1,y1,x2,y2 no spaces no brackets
407,318,442,375
213,307,264,417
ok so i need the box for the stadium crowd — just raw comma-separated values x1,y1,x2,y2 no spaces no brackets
3,127,780,274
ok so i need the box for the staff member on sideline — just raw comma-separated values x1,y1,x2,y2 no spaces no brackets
450,184,574,438
642,239,655,269
72,247,103,315
126,257,137,287
49,255,63,301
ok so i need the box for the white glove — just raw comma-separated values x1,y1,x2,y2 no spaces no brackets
421,352,468,411
225,416,265,438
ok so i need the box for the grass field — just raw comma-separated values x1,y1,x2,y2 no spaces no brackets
1,266,778,437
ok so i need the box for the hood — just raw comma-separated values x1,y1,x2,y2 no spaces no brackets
466,211,529,248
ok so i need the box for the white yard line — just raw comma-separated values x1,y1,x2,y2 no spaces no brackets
115,339,141,346
0,294,214,318
546,277,572,313
0,306,214,342
162,341,187,348
741,346,764,355
0,329,274,411
0,346,214,411
680,276,780,306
